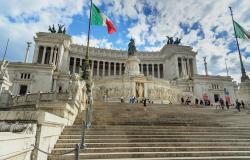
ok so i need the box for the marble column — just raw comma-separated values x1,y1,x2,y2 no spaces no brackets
49,46,53,64
181,58,186,77
41,46,46,64
119,63,122,75
108,62,111,76
97,61,100,77
158,64,160,78
146,64,149,76
72,57,76,73
188,59,191,77
53,49,57,65
114,62,116,76
141,63,144,74
152,64,155,77
102,61,105,77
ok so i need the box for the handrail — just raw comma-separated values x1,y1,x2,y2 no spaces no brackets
32,144,80,160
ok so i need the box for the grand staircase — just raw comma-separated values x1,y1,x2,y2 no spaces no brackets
49,102,250,159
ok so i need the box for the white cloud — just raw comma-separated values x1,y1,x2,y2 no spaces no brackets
0,0,87,61
103,0,250,82
72,34,113,49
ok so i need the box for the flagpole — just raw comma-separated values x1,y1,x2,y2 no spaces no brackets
83,0,93,84
86,0,93,61
81,0,94,133
2,39,9,61
229,6,249,82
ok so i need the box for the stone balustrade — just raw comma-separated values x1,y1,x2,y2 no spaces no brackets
12,92,70,107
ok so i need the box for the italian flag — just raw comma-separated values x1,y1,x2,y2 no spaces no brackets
233,20,250,39
91,4,116,34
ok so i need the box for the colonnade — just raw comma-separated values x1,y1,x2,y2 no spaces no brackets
69,57,164,78
37,46,58,65
177,57,194,78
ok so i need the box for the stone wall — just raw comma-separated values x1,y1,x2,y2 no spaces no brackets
0,75,86,160
0,111,69,160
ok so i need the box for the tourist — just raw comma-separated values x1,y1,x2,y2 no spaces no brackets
195,98,199,105
181,97,184,104
143,97,147,111
226,100,229,110
241,100,245,109
236,99,241,112
219,98,225,110
207,100,211,106
186,97,191,105
200,99,204,105
131,96,135,103
120,96,124,103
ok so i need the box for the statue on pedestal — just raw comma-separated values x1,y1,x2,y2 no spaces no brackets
136,83,144,98
0,60,9,79
128,38,136,56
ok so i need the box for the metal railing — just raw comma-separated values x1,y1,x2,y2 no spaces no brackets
32,144,80,160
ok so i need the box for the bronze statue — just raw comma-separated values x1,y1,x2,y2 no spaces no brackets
48,24,56,33
166,36,174,44
174,37,181,44
57,24,64,33
166,36,181,45
62,27,66,34
128,38,136,56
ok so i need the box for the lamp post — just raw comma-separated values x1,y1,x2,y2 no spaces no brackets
225,58,229,76
203,57,208,76
24,42,32,63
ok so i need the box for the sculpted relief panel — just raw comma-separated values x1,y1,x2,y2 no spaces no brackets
93,85,133,100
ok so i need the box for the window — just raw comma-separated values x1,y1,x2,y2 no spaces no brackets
212,83,220,90
69,57,74,74
20,73,31,79
19,85,27,95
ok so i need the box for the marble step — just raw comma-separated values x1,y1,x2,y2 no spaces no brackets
52,146,250,154
56,138,250,143
89,125,250,129
61,130,250,135
63,127,250,132
54,142,250,148
49,156,250,160
48,151,250,159
59,135,250,139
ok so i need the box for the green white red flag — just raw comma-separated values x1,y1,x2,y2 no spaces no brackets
233,20,250,39
91,4,116,34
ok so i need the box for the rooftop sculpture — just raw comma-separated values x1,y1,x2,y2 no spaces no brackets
48,24,66,34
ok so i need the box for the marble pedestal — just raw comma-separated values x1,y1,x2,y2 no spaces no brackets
125,56,140,76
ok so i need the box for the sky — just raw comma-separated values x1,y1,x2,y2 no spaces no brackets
0,0,250,82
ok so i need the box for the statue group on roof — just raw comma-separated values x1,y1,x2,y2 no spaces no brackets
166,36,181,45
48,24,66,34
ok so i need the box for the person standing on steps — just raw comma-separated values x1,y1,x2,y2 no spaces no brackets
143,97,147,111
241,100,245,109
181,97,184,104
226,100,229,110
236,99,241,112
